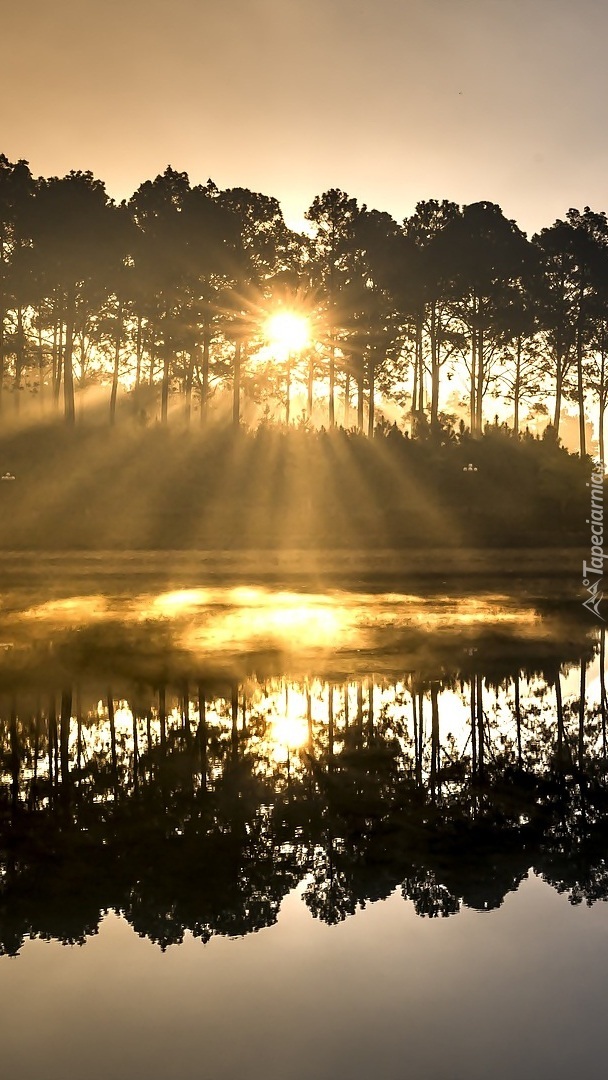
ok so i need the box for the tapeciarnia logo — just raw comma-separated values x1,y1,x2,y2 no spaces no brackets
582,460,606,620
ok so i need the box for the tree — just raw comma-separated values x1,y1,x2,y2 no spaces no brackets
32,171,116,424
0,156,35,414
532,208,608,453
438,202,534,435
306,189,362,426
403,200,462,430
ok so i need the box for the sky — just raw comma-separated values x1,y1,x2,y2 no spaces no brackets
3,0,608,235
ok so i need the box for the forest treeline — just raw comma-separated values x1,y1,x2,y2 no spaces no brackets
1,154,608,457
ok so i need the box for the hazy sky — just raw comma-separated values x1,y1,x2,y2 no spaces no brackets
3,0,608,233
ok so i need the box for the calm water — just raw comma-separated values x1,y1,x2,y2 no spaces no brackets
0,562,606,1079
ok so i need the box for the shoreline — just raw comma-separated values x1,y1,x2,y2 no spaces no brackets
0,547,587,583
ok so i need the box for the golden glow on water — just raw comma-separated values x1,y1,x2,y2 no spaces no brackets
1,586,548,673
21,595,110,622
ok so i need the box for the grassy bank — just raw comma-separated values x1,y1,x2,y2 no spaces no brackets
0,420,594,552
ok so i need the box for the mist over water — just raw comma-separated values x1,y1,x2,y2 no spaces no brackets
0,562,606,1079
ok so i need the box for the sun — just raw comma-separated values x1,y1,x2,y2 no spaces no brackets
265,311,311,358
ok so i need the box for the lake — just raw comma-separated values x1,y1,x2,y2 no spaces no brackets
0,555,605,1079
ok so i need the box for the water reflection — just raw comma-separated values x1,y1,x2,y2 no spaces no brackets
0,582,605,955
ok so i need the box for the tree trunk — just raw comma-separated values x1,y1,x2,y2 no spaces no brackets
53,306,63,405
513,335,521,436
556,670,565,766
430,302,439,425
37,323,45,407
184,349,195,425
329,337,335,427
15,305,25,411
601,628,606,760
135,315,143,389
231,685,239,758
285,353,292,425
307,352,314,419
579,659,586,771
328,686,334,762
357,367,364,433
476,326,484,435
469,327,476,433
430,684,439,801
367,350,375,438
63,288,76,425
553,358,563,431
159,686,166,755
576,284,586,456
476,674,484,779
599,339,605,464
200,325,210,423
60,689,72,793
470,678,477,778
0,299,5,415
411,323,419,436
109,300,123,425
161,336,171,423
233,338,241,427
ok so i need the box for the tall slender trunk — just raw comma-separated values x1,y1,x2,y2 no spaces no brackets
411,320,419,436
109,300,123,425
159,686,166,755
53,305,63,404
48,695,57,794
197,685,208,784
231,685,239,758
357,363,364,433
285,353,292,425
60,689,72,793
307,351,314,420
430,684,439,801
37,323,45,406
579,659,586,770
15,305,25,410
470,678,477,777
476,325,484,435
328,685,334,762
184,349,195,425
161,333,171,423
469,326,476,433
515,672,522,767
600,628,606,760
0,299,5,415
513,335,522,436
344,371,350,427
430,301,440,425
329,336,335,427
599,337,606,463
200,324,210,423
556,670,565,765
476,674,484,779
63,287,76,425
135,314,143,388
576,283,586,456
553,358,563,431
367,349,375,438
412,693,421,789
233,338,241,427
